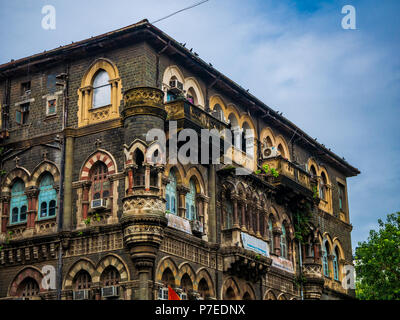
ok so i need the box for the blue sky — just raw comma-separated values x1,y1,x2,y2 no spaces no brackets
1,0,399,251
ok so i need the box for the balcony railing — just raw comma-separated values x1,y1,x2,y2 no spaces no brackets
261,156,316,197
165,98,228,132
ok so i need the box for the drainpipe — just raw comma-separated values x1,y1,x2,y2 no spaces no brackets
298,239,304,300
56,64,69,300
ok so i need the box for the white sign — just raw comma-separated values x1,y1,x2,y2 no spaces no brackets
271,256,294,274
166,213,192,235
241,232,269,257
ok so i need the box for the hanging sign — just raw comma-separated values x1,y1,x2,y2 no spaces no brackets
241,232,269,257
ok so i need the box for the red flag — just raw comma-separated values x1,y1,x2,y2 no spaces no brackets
168,286,181,300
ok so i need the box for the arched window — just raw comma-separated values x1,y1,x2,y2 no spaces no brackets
280,224,288,259
187,87,198,105
18,278,39,298
224,199,233,229
90,162,110,201
242,122,254,157
228,114,240,149
278,144,286,159
333,247,339,281
320,172,327,201
185,179,197,221
181,273,193,294
310,165,317,177
198,278,210,299
10,179,28,224
268,219,274,253
134,150,145,187
92,70,111,109
323,241,330,277
38,173,57,220
166,171,178,215
74,270,92,290
101,266,120,286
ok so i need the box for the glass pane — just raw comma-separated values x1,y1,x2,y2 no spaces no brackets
20,206,27,221
94,193,101,200
49,200,56,216
93,85,111,108
12,208,19,223
41,202,47,218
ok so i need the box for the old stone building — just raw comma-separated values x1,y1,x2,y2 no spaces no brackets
0,19,359,300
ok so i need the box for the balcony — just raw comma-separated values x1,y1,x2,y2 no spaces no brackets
165,98,228,133
261,156,316,200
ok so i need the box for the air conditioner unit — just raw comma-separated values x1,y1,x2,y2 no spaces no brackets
169,80,184,94
73,289,90,300
91,198,107,210
25,89,31,96
191,220,204,234
262,146,280,159
101,286,119,298
158,287,169,300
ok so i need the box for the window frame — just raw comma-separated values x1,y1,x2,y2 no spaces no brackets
9,180,28,225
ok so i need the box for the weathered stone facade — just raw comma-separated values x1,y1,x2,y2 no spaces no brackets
0,19,359,300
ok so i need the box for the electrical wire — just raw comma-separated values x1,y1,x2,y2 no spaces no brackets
151,0,209,24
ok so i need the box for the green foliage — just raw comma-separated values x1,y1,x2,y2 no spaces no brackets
294,274,307,289
355,212,400,300
84,217,91,225
254,164,279,178
293,204,312,243
312,186,319,199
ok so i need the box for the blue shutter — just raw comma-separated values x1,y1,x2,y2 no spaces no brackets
185,180,196,220
38,174,57,220
166,171,177,215
10,180,28,224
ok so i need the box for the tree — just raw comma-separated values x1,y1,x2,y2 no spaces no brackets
355,212,400,300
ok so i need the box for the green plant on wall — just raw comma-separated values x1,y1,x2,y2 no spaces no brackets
293,203,312,243
254,164,279,178
313,186,319,199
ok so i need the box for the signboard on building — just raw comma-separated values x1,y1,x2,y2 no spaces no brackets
241,232,269,257
271,256,294,274
166,213,192,235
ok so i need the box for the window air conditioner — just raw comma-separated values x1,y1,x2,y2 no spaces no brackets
191,220,204,234
73,289,90,300
169,80,184,94
91,199,107,209
262,146,280,159
101,286,119,298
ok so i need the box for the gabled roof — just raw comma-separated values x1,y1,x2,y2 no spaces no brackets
0,19,360,177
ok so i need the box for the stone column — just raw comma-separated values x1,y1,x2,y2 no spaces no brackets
26,187,39,230
1,194,10,233
63,132,74,231
240,201,246,232
255,205,261,237
127,166,134,195
232,195,240,229
144,164,151,191
207,166,217,243
82,181,92,220
177,185,189,219
273,228,282,256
